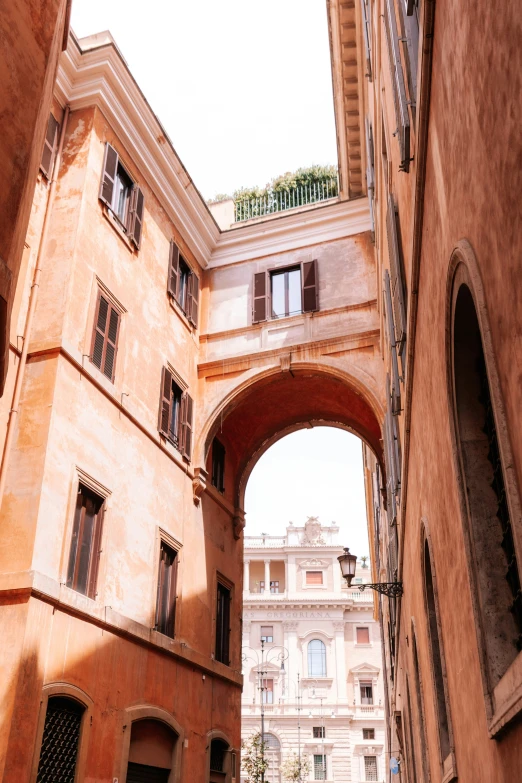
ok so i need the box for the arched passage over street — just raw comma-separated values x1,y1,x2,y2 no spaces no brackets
200,365,383,528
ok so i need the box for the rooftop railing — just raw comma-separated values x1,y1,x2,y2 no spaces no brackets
234,176,339,223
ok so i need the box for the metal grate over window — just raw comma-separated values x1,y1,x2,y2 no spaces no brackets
364,755,378,781
36,696,84,782
313,754,327,780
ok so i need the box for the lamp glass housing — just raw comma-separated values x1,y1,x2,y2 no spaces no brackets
338,547,357,586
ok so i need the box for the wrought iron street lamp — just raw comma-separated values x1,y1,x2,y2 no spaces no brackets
338,547,403,598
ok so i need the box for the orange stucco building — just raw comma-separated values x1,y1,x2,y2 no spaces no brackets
0,0,520,780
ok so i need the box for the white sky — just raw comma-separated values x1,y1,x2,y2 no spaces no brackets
245,428,370,559
71,1,369,558
71,0,338,199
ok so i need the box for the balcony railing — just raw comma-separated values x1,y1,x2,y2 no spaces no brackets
244,536,286,548
234,177,339,223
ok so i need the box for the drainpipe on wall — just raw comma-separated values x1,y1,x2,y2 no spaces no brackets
0,105,70,512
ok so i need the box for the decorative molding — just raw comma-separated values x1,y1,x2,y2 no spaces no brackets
300,517,326,546
280,353,291,372
208,198,372,267
192,466,208,506
297,558,330,569
56,32,219,268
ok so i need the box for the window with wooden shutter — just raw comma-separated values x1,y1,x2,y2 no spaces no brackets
306,570,323,585
215,580,231,665
91,291,121,382
167,241,180,300
211,438,226,493
261,625,273,642
302,259,319,313
40,113,59,179
155,540,178,638
253,271,268,323
384,0,411,171
357,627,371,644
99,143,119,208
360,0,372,80
187,272,200,328
128,186,145,249
365,118,375,236
398,0,419,114
360,682,374,704
66,483,105,599
384,270,402,414
386,195,407,359
180,392,193,461
158,367,185,451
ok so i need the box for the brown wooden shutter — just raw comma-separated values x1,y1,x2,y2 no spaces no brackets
87,502,105,598
384,270,401,414
386,195,407,354
180,392,194,461
99,143,119,207
158,367,173,437
168,241,180,300
103,305,120,381
302,259,319,313
91,293,108,370
252,272,268,323
360,0,372,79
128,186,145,248
40,114,59,179
188,273,199,328
384,0,411,171
306,570,323,585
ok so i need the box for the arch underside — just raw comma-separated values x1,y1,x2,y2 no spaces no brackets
205,368,383,508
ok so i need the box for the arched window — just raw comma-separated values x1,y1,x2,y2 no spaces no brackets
126,719,177,782
453,283,522,685
36,696,85,781
308,639,327,677
262,734,281,783
423,539,452,767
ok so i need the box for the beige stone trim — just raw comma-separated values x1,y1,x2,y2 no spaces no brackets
117,704,185,783
30,682,93,782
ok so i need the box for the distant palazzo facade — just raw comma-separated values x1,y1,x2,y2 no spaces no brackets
242,519,386,783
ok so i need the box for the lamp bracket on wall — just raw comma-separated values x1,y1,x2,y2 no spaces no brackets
358,582,404,598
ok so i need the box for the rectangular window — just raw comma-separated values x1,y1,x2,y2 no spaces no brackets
262,678,274,704
384,0,411,171
306,571,323,585
99,143,144,249
363,728,375,740
158,367,194,461
215,581,231,665
66,483,105,599
313,754,327,780
357,627,371,644
167,241,199,327
252,260,318,324
271,266,301,318
270,580,279,594
40,113,59,179
360,682,374,705
261,626,273,643
313,726,325,739
91,290,121,382
364,755,378,781
211,438,226,493
155,540,178,638
259,580,265,593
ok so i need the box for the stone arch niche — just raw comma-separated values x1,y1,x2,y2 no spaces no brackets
197,363,384,537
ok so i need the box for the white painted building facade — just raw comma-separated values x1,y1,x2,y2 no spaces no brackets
241,519,386,782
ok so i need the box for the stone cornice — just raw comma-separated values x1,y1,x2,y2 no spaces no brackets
208,198,372,267
56,31,220,268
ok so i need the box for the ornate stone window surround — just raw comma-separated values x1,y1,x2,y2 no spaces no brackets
298,629,334,681
298,558,330,590
349,663,380,706
353,624,373,647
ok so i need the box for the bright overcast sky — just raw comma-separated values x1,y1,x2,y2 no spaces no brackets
71,0,338,199
245,429,370,559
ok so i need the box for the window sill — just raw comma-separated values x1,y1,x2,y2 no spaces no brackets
168,294,196,334
102,204,135,252
488,648,522,737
